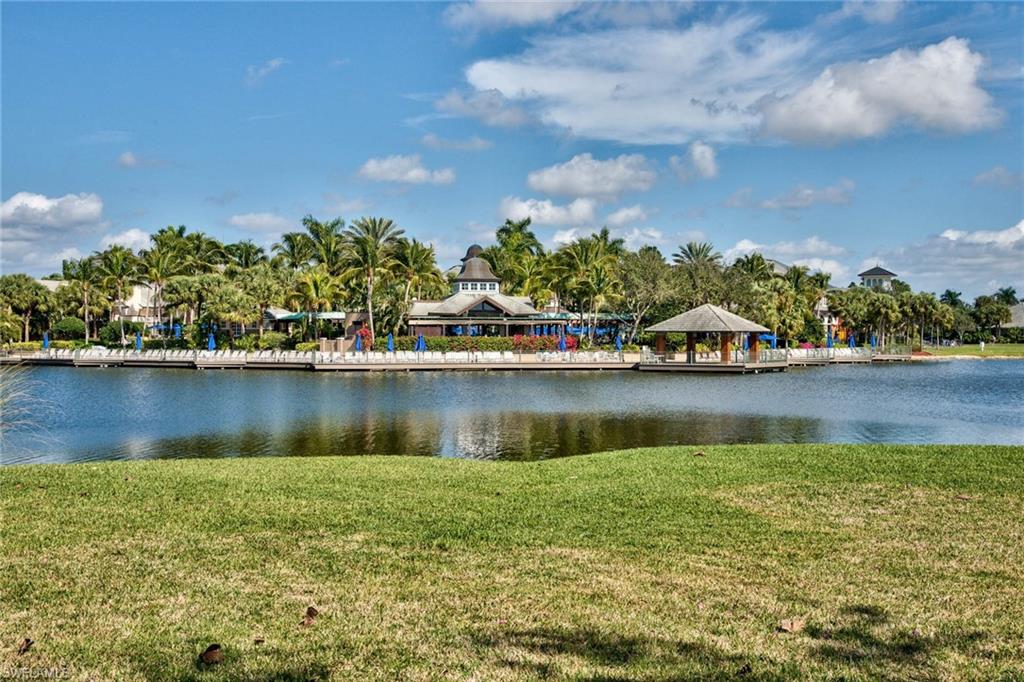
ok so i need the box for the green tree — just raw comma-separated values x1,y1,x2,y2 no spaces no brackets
391,239,443,334
994,286,1018,306
96,245,142,345
273,232,315,270
61,256,101,342
242,263,286,338
0,274,51,341
289,267,340,340
343,217,404,340
225,240,268,269
139,247,180,337
620,247,672,343
672,241,722,267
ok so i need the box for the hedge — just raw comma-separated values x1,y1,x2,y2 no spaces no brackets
295,342,319,352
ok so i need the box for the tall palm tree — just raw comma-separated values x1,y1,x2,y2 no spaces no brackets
343,217,405,340
182,232,226,275
940,289,963,307
96,245,142,344
273,232,315,270
139,248,180,337
225,240,268,269
392,239,443,332
733,253,773,283
672,241,722,267
151,225,188,253
995,286,1018,306
61,256,100,342
496,217,544,257
303,215,347,274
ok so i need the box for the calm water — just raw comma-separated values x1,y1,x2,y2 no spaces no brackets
3,361,1023,464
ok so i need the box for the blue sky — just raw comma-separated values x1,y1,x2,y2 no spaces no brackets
2,1,1022,296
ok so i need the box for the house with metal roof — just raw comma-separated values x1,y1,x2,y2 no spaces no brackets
858,266,897,290
407,245,568,337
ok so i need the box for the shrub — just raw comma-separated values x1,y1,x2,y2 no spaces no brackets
142,338,190,350
232,335,258,351
98,321,144,347
295,341,318,352
52,317,86,340
6,341,43,351
258,331,288,350
50,340,90,350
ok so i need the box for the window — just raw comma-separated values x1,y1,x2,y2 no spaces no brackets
471,282,478,291
488,283,497,291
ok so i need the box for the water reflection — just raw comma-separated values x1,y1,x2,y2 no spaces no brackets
2,362,1022,464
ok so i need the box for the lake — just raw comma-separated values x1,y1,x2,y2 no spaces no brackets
2,360,1022,464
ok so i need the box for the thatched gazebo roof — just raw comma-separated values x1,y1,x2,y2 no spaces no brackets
646,304,769,334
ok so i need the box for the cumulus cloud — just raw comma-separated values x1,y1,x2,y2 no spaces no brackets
445,1,580,30
499,196,596,225
436,89,529,128
527,153,656,200
358,155,455,185
867,219,1023,295
458,15,814,144
420,133,493,151
99,228,150,252
605,204,650,228
761,179,855,210
228,212,292,233
973,165,1023,189
761,37,1002,144
1,191,106,274
618,227,664,250
725,235,850,278
670,141,718,182
824,0,905,25
245,58,287,87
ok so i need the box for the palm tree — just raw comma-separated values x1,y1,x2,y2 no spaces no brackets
733,253,773,283
343,217,405,340
0,274,50,342
151,225,188,253
273,232,315,270
96,245,142,345
61,256,100,342
496,217,544,257
940,289,963,307
289,267,339,339
672,241,722,267
304,215,347,274
139,248,180,338
392,239,443,333
995,286,1018,306
225,240,268,269
182,232,226,275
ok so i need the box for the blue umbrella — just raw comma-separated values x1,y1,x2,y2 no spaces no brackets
871,333,877,349
208,333,216,351
743,335,749,351
419,335,427,352
454,325,463,336
173,323,182,339
42,331,49,349
558,335,567,352
848,333,856,348
826,332,833,348
387,333,394,352
615,334,623,352
355,334,363,351
543,324,550,336
135,331,143,351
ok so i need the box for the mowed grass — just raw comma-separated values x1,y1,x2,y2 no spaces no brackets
923,343,1024,357
2,445,1023,681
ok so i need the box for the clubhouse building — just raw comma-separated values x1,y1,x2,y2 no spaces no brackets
407,245,566,337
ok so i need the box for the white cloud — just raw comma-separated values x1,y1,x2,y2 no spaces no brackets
1,191,106,274
867,219,1023,296
499,196,596,225
1,191,103,227
358,154,456,185
725,235,850,279
527,153,656,200
825,0,905,25
322,193,370,214
244,57,288,87
761,179,855,210
761,37,1002,144
228,212,292,233
605,204,650,228
723,187,754,208
420,133,493,151
973,165,1023,189
618,227,664,250
436,89,530,128
670,141,718,182
459,15,814,144
552,227,583,245
118,151,139,167
445,1,580,30
99,228,150,252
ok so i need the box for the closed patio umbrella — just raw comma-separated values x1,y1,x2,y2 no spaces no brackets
871,334,877,349
615,334,623,352
207,333,216,351
417,334,425,352
849,333,856,348
355,334,362,351
558,335,567,352
43,331,49,349
135,331,143,351
173,323,182,339
387,333,394,352
826,332,833,348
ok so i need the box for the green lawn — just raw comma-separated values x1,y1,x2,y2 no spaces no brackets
2,445,1023,681
922,343,1024,357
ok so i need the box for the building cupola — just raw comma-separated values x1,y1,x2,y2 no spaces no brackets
454,244,501,294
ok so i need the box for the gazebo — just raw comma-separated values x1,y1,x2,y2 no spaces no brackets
646,304,770,364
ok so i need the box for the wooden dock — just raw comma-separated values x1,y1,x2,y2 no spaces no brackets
637,360,788,374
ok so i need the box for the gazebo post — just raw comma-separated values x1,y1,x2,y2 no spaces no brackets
686,332,695,364
720,332,731,364
750,333,760,363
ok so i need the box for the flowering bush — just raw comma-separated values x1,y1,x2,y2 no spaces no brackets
512,334,578,352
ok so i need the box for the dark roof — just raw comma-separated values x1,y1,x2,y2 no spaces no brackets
858,266,897,277
646,304,769,334
454,245,501,282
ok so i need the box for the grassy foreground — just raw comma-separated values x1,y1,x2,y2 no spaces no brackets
921,343,1024,357
2,446,1023,681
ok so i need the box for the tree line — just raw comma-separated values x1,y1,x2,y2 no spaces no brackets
0,215,1019,348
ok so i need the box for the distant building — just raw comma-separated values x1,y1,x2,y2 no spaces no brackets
407,244,566,337
1006,302,1024,329
858,266,897,290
